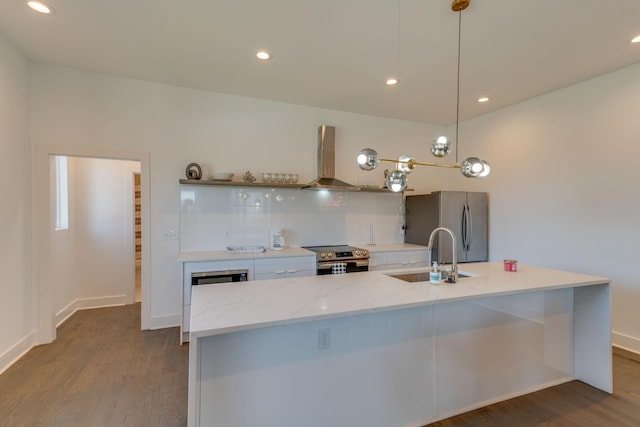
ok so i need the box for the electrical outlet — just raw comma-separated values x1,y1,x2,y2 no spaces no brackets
224,229,231,239
318,328,331,350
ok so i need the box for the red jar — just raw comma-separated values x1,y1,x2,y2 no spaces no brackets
504,259,518,271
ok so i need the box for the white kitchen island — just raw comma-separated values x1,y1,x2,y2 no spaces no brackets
188,262,611,427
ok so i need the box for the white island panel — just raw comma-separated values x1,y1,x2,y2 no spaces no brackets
573,283,612,392
433,289,574,419
197,307,435,427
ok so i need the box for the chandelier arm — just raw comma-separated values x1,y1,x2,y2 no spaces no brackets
412,161,461,169
378,158,461,169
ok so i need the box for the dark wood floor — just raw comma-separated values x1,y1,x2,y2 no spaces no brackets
0,304,188,427
426,349,640,426
1,304,638,427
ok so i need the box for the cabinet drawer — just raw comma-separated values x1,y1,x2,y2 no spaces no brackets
368,253,388,271
284,269,315,279
369,250,429,270
255,271,287,281
254,256,315,275
387,250,429,267
254,269,315,281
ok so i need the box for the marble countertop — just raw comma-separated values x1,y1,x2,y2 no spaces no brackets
190,262,609,339
177,247,315,262
178,243,428,262
355,243,428,252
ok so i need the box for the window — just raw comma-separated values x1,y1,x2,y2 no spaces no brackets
54,155,69,230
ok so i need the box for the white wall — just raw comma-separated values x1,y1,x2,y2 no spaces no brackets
460,62,640,352
0,36,31,372
29,64,447,330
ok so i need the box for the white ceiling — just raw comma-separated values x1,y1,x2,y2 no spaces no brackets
1,0,639,125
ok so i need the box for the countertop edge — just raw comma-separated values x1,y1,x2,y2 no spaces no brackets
178,247,315,262
190,263,610,339
178,243,428,262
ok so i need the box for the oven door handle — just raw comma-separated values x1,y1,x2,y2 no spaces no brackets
318,260,369,269
318,262,335,271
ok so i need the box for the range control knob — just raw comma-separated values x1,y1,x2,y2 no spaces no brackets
327,252,334,259
361,250,368,257
319,252,326,259
355,250,361,256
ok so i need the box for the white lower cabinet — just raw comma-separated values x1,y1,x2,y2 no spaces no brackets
181,255,316,343
369,249,429,271
254,256,316,281
181,259,254,343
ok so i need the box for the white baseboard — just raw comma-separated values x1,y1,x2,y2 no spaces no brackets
148,313,180,330
56,297,178,330
56,301,77,327
0,332,37,375
56,295,127,327
612,331,640,355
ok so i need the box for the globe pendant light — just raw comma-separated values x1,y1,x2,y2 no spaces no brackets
461,158,491,178
356,148,380,171
385,170,408,192
431,136,452,157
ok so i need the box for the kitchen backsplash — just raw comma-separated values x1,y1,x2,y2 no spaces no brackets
179,186,405,251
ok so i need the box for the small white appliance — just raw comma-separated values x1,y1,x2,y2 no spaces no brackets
270,228,286,251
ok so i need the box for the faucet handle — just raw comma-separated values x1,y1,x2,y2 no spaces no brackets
442,268,457,283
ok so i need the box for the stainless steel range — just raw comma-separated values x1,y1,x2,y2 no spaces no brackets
302,245,370,275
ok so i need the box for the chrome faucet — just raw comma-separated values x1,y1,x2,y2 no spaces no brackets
427,227,457,283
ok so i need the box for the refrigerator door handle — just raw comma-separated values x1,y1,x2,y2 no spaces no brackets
461,204,468,251
466,202,473,251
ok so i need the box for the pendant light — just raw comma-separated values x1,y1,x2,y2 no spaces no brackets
356,0,490,191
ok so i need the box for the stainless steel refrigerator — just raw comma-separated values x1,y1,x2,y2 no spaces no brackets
404,191,488,263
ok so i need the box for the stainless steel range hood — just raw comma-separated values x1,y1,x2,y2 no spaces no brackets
303,125,360,191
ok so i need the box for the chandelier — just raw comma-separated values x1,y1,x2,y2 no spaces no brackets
357,0,490,192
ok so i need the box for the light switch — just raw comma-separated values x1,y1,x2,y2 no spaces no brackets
163,230,178,240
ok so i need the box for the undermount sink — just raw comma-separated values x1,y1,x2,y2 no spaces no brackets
386,271,472,283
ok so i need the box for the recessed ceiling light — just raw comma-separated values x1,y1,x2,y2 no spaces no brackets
256,51,272,60
631,35,640,44
477,97,490,103
27,1,56,14
385,78,398,86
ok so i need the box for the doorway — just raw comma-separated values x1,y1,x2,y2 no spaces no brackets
34,146,151,344
50,156,141,318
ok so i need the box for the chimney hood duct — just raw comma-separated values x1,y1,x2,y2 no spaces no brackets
304,125,360,191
